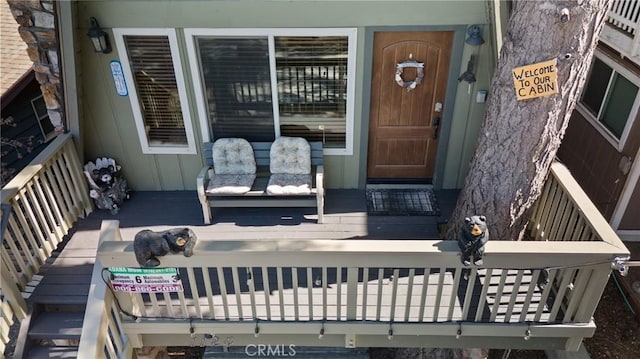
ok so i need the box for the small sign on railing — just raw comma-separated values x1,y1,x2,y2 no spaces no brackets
108,267,183,293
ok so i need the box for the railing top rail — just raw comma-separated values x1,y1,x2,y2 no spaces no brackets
1,133,73,203
98,238,626,270
549,162,629,252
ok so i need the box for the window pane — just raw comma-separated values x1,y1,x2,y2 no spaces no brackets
582,58,612,117
601,74,637,138
276,36,348,148
197,37,275,142
124,35,187,146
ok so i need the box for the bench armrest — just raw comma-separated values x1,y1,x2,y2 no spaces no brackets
196,166,213,204
315,165,324,193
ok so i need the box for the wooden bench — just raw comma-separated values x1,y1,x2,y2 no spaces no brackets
196,141,324,224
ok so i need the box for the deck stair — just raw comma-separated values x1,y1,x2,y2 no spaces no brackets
12,303,83,358
11,230,92,358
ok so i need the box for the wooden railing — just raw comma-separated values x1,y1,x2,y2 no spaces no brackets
83,163,629,354
602,0,640,60
0,134,93,341
77,221,132,359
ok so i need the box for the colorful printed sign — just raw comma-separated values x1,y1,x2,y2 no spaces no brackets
512,59,558,100
108,267,183,293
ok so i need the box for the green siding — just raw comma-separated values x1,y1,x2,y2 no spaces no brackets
74,0,493,190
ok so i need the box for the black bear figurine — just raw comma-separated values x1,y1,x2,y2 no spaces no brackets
458,215,488,266
133,228,197,267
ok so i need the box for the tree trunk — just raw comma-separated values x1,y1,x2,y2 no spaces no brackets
447,0,612,242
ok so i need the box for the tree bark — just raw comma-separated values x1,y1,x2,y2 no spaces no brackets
447,0,612,242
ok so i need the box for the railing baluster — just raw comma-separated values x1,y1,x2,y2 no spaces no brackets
231,266,244,319
475,269,493,322
248,267,258,320
292,267,299,321
216,267,229,320
132,293,147,318
548,268,577,322
35,172,68,235
32,175,65,241
563,268,592,323
389,268,399,323
376,268,384,321
548,194,569,240
336,267,342,320
404,268,415,322
162,292,174,317
305,267,312,320
22,186,57,249
418,267,430,322
202,268,216,319
361,268,369,320
461,268,478,321
321,267,327,320
346,267,358,321
47,158,76,220
519,270,541,322
277,267,285,320
490,270,508,322
149,293,160,317
538,180,559,240
5,218,41,270
534,269,558,322
263,267,272,320
447,268,463,321
504,270,524,322
187,268,202,319
432,267,446,321
42,166,73,231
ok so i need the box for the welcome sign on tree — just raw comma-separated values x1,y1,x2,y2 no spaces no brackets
512,59,559,100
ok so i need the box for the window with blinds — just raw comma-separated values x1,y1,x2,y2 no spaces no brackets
191,30,354,152
124,35,187,145
115,29,196,154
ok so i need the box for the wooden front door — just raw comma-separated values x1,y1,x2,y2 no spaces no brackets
368,31,453,180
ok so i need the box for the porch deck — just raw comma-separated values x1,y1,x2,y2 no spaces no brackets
28,189,458,306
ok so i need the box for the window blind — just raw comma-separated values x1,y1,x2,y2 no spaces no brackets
124,35,187,145
197,37,275,142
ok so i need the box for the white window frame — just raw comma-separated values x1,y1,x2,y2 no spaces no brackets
576,50,640,152
113,28,197,155
184,28,357,156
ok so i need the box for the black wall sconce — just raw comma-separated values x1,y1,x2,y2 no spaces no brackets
465,25,485,46
87,17,112,54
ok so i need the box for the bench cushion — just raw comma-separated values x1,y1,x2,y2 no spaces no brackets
267,173,312,195
212,138,256,175
270,137,311,175
207,174,256,195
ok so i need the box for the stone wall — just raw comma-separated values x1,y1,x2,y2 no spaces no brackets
7,0,63,133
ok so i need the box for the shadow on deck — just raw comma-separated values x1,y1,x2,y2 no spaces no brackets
29,189,459,306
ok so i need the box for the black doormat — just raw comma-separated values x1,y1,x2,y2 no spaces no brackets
366,188,440,216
